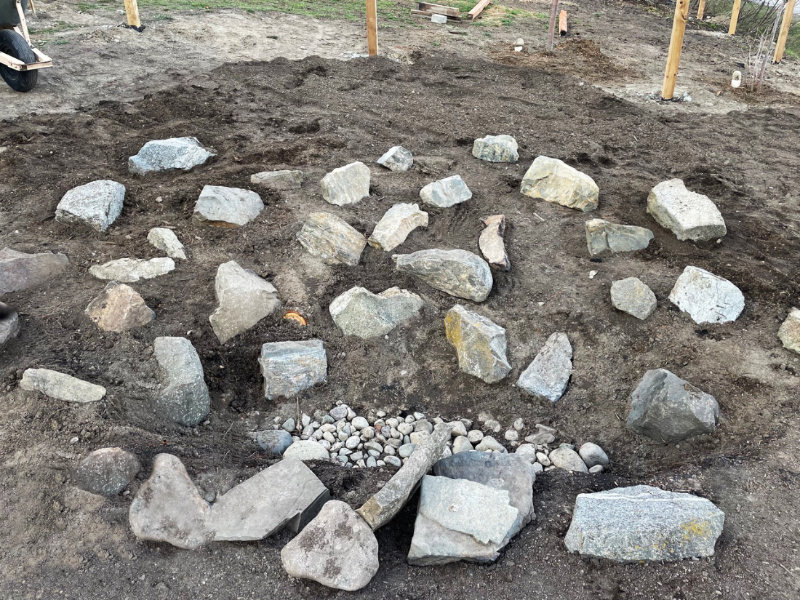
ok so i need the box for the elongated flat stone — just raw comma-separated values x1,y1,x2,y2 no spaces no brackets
193,185,264,227
517,332,572,402
20,368,106,403
209,261,280,343
520,156,598,212
129,137,214,175
89,257,175,283
250,169,304,190
419,175,472,208
56,180,125,233
585,218,653,256
479,214,510,271
445,304,511,383
259,340,327,400
321,162,370,206
668,266,744,324
0,247,69,294
393,249,493,302
330,286,423,338
153,337,210,426
147,228,186,260
368,203,428,251
647,179,726,241
297,212,366,266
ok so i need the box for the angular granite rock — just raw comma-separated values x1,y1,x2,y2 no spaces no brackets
193,185,264,227
210,458,329,541
647,179,726,242
209,261,280,343
147,228,186,260
668,266,744,324
517,332,573,402
320,162,371,206
564,485,725,561
89,257,175,283
153,337,210,426
627,368,719,443
368,203,428,252
85,281,155,332
74,447,141,496
479,214,510,271
445,304,511,384
281,500,379,591
472,135,518,163
610,277,657,320
329,286,423,339
0,247,69,294
377,146,414,172
520,156,599,212
585,218,653,256
56,180,125,233
297,212,366,266
250,169,304,190
778,308,800,354
129,453,213,550
419,175,472,208
258,340,327,400
128,137,214,175
20,368,106,403
393,249,493,302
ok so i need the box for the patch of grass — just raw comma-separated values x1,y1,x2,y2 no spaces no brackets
786,22,800,58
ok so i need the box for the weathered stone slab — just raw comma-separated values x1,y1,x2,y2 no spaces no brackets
330,286,423,339
585,218,653,256
520,156,599,212
85,281,155,332
393,249,493,302
153,337,210,426
210,458,329,541
258,340,327,400
778,308,800,354
377,146,413,172
250,169,304,190
549,446,588,473
368,203,428,252
89,257,175,283
193,185,264,227
445,305,511,383
209,261,280,343
147,228,186,260
0,247,69,294
128,453,213,550
74,447,141,496
56,180,125,233
128,137,214,175
20,368,106,403
281,500,379,591
564,485,725,561
283,440,330,461
610,277,657,320
297,212,366,266
647,179,726,241
668,265,744,324
517,332,572,402
479,214,510,271
320,162,371,206
472,135,518,163
357,422,453,530
627,368,719,443
0,305,20,345
419,175,472,208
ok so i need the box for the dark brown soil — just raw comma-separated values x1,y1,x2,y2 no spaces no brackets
1,37,799,600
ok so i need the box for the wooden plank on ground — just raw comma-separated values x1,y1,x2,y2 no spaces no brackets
417,2,460,17
559,9,568,36
467,0,491,20
411,9,462,21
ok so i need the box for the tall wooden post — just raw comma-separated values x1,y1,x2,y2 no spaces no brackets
729,0,742,35
662,0,690,100
124,0,141,28
366,0,378,57
774,0,796,62
696,0,706,20
547,0,559,51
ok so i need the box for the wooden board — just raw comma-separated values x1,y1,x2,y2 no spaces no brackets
366,0,378,56
467,0,491,20
411,9,462,21
417,2,460,17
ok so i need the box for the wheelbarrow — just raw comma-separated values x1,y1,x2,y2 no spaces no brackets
0,0,51,92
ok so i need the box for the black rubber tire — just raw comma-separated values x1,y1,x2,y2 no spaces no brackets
0,29,39,92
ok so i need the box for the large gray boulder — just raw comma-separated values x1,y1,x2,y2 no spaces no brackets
153,337,210,426
564,485,725,561
281,500,379,591
627,368,719,443
368,203,428,251
444,304,511,384
669,266,744,324
89,257,174,283
479,214,510,271
585,218,653,256
20,368,106,403
209,261,280,343
0,247,68,294
517,332,572,402
85,281,155,332
56,180,125,233
210,458,329,541
193,185,264,227
778,308,800,354
128,137,214,175
610,277,657,320
329,286,423,339
520,156,599,212
147,228,186,260
393,249,493,302
297,212,366,266
74,447,141,496
377,146,413,172
320,162,371,206
472,135,518,163
258,340,327,400
419,175,472,208
647,179,726,241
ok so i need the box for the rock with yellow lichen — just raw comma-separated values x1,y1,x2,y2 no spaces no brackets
445,305,511,384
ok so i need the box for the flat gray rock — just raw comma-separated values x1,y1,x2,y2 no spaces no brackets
368,203,428,252
0,247,69,294
129,137,214,175
283,440,330,461
330,286,423,338
444,304,511,383
210,458,329,541
281,500,379,591
647,179,726,241
258,340,327,400
778,308,800,354
549,446,588,473
85,281,155,332
377,146,413,172
193,185,264,227
254,429,293,457
472,135,518,163
147,228,186,260
610,277,657,320
56,180,125,233
129,453,213,550
564,485,725,561
320,161,370,206
153,337,210,426
209,261,280,343
669,266,744,324
419,175,472,208
520,156,599,212
627,368,719,443
250,169,304,190
0,308,20,345
20,368,106,403
393,249,493,302
89,257,175,283
74,447,140,496
517,332,572,402
585,218,653,256
297,212,366,266
479,214,510,271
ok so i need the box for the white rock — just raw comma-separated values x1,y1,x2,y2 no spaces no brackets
297,212,366,266
56,180,125,233
377,146,413,172
578,442,609,468
259,340,327,400
128,137,214,175
549,446,588,473
419,175,472,208
668,266,744,324
647,179,726,241
610,277,657,320
472,135,518,163
193,185,264,227
517,332,573,402
778,308,800,354
520,156,598,212
89,257,174,282
209,261,280,343
20,368,106,403
250,169,304,190
283,440,330,462
368,203,428,251
147,228,186,260
321,162,371,206
329,286,423,339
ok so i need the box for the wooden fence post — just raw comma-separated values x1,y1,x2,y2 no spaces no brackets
661,0,690,100
696,0,706,20
366,0,378,57
729,0,742,35
124,0,141,29
547,0,559,51
774,0,797,62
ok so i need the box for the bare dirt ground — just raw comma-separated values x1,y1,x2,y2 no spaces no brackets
1,1,800,599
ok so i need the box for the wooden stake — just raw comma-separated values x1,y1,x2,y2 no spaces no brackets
661,0,690,100
366,0,378,57
467,0,491,21
774,0,797,63
124,0,141,29
547,0,559,51
559,9,568,36
729,0,742,35
696,0,706,20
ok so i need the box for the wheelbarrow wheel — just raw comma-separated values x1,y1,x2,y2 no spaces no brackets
0,29,39,92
